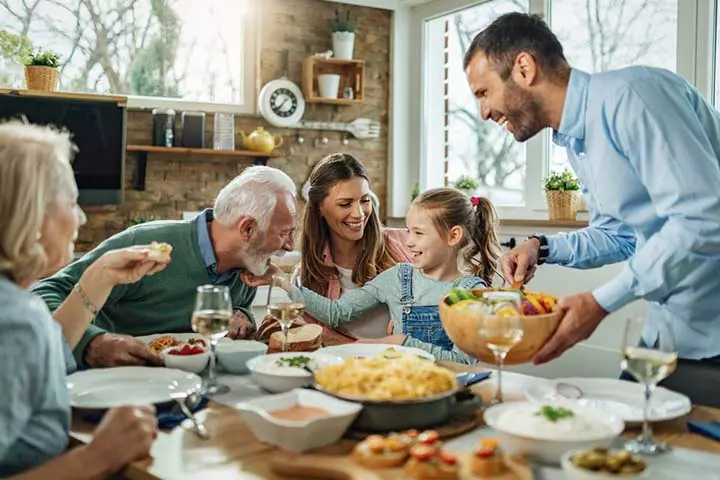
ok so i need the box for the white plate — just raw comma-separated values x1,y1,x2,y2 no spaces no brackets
135,332,231,345
67,366,201,409
316,343,435,362
524,377,692,423
246,352,345,393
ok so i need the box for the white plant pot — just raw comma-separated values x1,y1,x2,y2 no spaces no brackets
332,31,355,60
317,74,341,99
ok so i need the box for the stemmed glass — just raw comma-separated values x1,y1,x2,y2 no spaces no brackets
191,285,233,396
477,291,524,404
621,316,678,455
267,301,305,352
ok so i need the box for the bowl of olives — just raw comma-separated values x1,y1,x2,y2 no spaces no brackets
561,447,649,479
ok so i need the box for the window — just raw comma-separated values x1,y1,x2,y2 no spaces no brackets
549,0,678,174
425,0,529,207
0,0,256,113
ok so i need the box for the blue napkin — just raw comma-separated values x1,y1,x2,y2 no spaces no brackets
687,420,720,441
81,397,209,429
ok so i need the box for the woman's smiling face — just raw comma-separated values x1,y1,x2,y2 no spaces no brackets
319,177,373,243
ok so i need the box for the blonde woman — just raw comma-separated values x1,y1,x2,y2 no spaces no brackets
0,121,166,478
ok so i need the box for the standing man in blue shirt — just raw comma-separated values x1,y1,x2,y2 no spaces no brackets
463,12,720,406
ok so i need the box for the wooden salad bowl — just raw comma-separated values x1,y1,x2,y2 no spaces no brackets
438,288,563,365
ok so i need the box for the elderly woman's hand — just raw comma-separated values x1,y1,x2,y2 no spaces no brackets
84,245,170,287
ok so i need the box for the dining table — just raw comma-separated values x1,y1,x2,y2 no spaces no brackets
69,360,720,480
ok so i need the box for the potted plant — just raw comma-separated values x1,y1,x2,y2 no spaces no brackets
543,170,581,220
331,9,355,60
453,175,479,196
0,30,32,88
24,48,61,92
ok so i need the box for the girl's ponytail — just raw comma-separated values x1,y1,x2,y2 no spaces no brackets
464,195,500,286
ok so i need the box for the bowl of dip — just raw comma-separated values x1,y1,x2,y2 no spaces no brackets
235,388,363,452
483,402,624,464
246,352,344,393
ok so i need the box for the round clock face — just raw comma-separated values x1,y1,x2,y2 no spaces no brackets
270,88,298,118
258,79,305,128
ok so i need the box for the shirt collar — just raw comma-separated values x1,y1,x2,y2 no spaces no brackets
553,68,591,146
195,208,217,269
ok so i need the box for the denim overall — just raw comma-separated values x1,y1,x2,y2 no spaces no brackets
398,263,482,350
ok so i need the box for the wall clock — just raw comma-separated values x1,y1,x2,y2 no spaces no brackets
258,77,305,128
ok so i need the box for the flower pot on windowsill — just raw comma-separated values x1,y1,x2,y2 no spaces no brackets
25,65,59,92
545,190,579,220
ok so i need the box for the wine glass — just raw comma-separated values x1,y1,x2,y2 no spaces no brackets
477,291,524,404
191,285,232,396
621,316,678,455
266,302,305,352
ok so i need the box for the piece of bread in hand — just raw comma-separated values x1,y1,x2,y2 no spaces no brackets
256,314,306,342
146,241,172,262
268,324,323,353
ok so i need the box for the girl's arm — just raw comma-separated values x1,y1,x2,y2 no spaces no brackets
402,336,478,365
275,267,396,329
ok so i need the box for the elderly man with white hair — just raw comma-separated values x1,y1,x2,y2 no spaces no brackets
32,166,297,370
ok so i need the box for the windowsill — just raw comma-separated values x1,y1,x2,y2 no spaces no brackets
499,218,588,228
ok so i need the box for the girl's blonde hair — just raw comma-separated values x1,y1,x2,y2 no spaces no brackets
0,120,76,285
412,187,500,285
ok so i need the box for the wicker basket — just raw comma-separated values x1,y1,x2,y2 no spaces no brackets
546,190,579,220
25,66,59,92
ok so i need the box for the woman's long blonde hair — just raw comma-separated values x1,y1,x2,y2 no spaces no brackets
0,120,75,285
300,153,395,296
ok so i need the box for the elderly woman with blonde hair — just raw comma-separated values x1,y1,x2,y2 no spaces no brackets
0,121,167,478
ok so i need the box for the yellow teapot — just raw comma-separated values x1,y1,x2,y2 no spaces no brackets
240,127,283,154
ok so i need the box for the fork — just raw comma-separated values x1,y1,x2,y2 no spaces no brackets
345,118,381,139
175,396,209,440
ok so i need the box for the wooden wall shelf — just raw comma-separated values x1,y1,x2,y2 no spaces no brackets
126,145,286,190
0,88,127,106
302,57,365,105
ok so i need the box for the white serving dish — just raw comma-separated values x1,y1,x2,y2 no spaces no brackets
483,401,625,464
216,340,268,374
560,449,651,479
67,367,201,409
246,351,344,393
235,388,363,453
161,346,210,374
316,343,435,361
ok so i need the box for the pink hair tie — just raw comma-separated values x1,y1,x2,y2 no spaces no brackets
470,196,480,207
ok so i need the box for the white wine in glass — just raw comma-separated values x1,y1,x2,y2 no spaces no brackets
267,302,305,352
478,291,524,404
192,285,233,396
621,316,677,455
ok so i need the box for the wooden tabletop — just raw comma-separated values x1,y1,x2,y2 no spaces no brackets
70,362,720,480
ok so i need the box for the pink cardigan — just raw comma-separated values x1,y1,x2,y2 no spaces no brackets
293,229,412,344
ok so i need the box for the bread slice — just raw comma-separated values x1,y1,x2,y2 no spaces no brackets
256,315,306,342
146,241,172,262
268,324,323,353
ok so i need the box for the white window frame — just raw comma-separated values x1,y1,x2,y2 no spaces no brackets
385,0,716,219
123,0,259,114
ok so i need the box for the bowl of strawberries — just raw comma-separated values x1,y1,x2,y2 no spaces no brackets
161,339,210,374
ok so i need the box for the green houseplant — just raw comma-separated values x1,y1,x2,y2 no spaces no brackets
331,9,355,60
24,48,62,92
453,175,479,194
543,170,581,220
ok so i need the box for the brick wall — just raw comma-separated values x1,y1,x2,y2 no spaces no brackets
78,0,391,252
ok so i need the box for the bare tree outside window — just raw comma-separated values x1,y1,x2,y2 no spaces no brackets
0,0,246,104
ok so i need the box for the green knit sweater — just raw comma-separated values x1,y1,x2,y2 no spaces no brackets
31,217,256,365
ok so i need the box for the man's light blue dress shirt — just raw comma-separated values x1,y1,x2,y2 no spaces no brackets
550,67,720,359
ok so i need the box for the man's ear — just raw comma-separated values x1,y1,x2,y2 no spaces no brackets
447,225,464,247
236,216,257,241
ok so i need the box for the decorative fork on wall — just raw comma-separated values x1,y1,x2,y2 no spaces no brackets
290,118,381,140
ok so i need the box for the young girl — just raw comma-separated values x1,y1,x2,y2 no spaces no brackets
251,188,500,364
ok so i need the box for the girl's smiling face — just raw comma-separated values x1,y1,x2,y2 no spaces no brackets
405,205,458,272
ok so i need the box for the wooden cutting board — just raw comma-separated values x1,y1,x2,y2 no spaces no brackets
271,450,533,480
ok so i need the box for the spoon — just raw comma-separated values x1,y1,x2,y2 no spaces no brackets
172,392,209,440
556,382,584,399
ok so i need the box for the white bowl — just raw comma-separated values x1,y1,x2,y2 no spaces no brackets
246,352,344,393
161,346,210,374
216,340,268,374
235,388,362,453
561,449,651,479
483,401,625,464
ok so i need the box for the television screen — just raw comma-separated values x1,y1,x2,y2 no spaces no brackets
0,93,126,205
